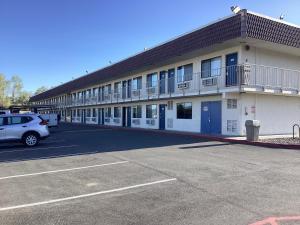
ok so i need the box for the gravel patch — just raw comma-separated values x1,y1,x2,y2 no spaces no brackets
260,137,300,145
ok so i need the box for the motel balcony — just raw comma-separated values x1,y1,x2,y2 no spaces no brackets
51,63,300,108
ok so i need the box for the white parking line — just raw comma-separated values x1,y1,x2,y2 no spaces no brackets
62,129,112,133
3,151,99,163
0,145,78,154
0,178,177,211
0,161,129,180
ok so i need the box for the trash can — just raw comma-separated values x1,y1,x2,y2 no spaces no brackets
245,120,260,142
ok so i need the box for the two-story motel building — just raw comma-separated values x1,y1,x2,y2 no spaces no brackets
30,9,300,136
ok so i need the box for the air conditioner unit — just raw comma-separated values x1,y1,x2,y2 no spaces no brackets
147,87,156,95
132,119,140,125
167,118,173,128
202,77,218,86
146,119,155,125
104,118,110,123
113,118,120,123
132,89,140,97
104,95,111,101
177,82,190,89
113,93,120,99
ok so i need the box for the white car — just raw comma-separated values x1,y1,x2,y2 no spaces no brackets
0,114,50,147
0,110,10,115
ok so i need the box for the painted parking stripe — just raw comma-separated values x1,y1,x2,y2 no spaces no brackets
2,151,99,163
0,145,78,154
0,161,128,180
62,129,112,133
0,178,177,212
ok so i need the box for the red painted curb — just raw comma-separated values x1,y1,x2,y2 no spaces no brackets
60,122,300,150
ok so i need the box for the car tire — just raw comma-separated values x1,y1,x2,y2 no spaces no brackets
22,133,40,147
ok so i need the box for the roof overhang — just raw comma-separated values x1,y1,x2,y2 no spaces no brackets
30,9,300,102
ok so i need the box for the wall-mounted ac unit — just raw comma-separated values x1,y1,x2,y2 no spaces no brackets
147,87,156,95
146,119,155,125
104,95,111,101
177,82,190,89
132,90,140,97
132,119,140,125
167,118,173,128
202,77,217,86
113,118,120,123
113,93,120,99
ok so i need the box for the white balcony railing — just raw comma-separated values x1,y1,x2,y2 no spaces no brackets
47,64,300,108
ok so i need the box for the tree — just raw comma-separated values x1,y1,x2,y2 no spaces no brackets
34,86,48,95
15,91,31,105
10,75,23,104
0,74,11,108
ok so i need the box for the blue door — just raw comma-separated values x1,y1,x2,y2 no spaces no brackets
159,71,166,94
226,53,238,86
98,108,104,125
167,69,175,93
201,101,222,134
82,109,86,124
127,107,131,127
159,104,166,130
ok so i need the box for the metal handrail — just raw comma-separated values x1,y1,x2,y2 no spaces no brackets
292,124,300,139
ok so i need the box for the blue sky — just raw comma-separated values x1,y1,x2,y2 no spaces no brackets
0,0,299,93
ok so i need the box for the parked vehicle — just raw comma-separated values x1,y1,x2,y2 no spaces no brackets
0,110,10,115
0,114,50,147
39,114,58,127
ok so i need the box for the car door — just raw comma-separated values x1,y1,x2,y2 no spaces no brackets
0,117,6,140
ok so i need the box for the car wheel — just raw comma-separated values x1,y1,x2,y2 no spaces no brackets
23,133,39,147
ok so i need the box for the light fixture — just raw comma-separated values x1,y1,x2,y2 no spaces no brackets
279,14,285,20
231,6,241,14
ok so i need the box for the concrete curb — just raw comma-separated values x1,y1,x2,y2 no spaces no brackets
59,122,300,150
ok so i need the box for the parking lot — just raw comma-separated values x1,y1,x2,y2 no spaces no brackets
0,123,300,225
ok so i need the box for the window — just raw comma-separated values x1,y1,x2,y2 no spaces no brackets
177,64,193,83
77,109,81,117
132,76,142,90
0,117,3,126
9,116,32,124
72,110,76,117
92,108,97,117
227,99,237,109
92,88,97,97
114,82,121,94
227,120,238,132
87,89,92,98
146,104,157,119
146,73,158,87
177,102,192,119
105,84,112,95
114,107,120,118
86,109,91,117
167,101,173,110
132,105,142,118
201,57,222,78
105,107,111,118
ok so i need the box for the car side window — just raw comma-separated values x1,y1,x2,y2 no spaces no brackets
0,117,8,126
10,116,23,125
7,116,33,125
21,116,33,124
